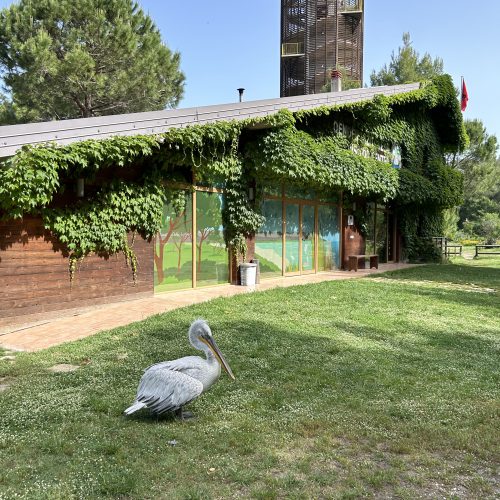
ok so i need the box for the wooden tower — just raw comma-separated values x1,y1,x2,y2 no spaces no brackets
280,0,364,97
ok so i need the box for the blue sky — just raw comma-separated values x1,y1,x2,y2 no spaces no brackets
1,1,499,142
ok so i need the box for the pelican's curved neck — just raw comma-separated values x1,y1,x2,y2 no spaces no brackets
188,320,216,361
189,333,217,362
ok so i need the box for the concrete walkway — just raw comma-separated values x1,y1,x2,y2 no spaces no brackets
0,263,417,352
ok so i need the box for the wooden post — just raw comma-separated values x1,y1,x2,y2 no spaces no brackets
298,204,303,274
192,191,197,289
282,198,286,276
339,191,344,269
314,204,319,273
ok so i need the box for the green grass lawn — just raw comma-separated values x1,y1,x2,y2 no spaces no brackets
1,258,499,499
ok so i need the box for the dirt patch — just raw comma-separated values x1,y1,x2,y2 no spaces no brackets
0,355,16,362
0,376,11,392
48,364,80,373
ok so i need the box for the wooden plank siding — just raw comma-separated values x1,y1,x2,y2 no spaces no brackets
0,217,153,325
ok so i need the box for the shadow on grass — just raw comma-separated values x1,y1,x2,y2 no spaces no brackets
1,304,499,498
400,284,499,311
379,262,500,290
102,316,494,428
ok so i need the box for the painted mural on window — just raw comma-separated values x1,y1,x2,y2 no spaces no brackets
318,205,340,270
196,191,229,287
254,199,283,278
285,203,300,273
154,192,193,292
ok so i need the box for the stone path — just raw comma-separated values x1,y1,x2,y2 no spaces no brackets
0,263,418,352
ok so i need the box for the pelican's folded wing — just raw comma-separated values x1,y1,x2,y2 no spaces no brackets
145,356,206,378
146,356,207,372
136,368,203,414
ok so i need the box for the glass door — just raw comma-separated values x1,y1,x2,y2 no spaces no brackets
285,203,300,274
318,204,340,270
196,191,229,287
285,202,316,275
387,212,396,262
301,204,315,273
254,199,284,278
375,209,388,263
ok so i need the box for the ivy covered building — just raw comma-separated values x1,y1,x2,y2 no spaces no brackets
0,76,465,324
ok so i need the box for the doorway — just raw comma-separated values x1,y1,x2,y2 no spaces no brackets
254,188,341,280
284,202,316,275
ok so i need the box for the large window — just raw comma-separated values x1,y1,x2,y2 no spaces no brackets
154,188,229,293
375,209,388,263
254,200,283,278
255,185,340,278
366,203,395,263
154,192,193,292
285,203,300,273
318,204,340,271
196,192,229,287
365,203,376,256
155,183,342,290
301,205,315,272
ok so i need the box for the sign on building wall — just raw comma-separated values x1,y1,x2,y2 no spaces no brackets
332,120,403,168
391,145,402,169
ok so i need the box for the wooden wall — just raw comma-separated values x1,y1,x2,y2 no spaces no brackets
0,216,153,326
342,214,366,269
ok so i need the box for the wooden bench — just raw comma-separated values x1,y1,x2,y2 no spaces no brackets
348,254,378,272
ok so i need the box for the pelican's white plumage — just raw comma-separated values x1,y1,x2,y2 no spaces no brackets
124,319,234,417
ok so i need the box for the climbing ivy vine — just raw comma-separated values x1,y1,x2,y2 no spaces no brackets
0,74,465,277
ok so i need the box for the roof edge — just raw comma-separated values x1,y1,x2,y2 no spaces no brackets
0,83,420,158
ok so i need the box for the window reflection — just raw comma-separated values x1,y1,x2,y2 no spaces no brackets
196,191,229,287
365,203,376,255
318,205,340,270
254,200,283,277
302,205,315,271
375,209,388,263
154,192,193,292
285,204,300,273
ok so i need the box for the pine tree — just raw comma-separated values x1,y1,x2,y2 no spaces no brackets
0,0,185,122
370,33,443,86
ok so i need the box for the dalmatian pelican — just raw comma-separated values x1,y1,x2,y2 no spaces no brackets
124,319,235,419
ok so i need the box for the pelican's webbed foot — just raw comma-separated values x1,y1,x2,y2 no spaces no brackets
175,407,196,421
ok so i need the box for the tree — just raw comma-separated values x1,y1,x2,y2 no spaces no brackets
450,119,499,230
196,193,223,272
173,232,192,275
154,210,186,285
0,0,185,122
442,207,460,240
475,212,500,245
0,92,16,124
370,33,443,86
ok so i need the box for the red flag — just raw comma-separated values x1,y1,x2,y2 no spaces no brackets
461,78,468,112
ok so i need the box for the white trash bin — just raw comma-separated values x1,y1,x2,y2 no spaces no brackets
239,263,257,286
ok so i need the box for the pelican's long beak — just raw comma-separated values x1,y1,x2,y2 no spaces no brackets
201,337,235,380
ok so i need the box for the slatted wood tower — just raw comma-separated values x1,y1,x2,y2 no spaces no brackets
280,0,364,97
